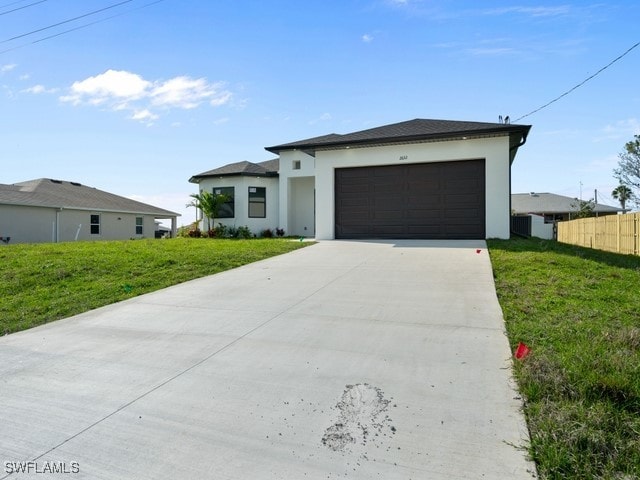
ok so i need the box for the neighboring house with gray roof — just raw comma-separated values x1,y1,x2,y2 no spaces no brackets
190,118,531,239
0,179,179,244
512,192,621,222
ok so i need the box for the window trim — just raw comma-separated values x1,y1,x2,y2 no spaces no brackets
248,186,266,218
90,213,101,235
135,216,144,235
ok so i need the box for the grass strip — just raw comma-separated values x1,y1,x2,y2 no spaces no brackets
0,238,311,335
488,237,640,479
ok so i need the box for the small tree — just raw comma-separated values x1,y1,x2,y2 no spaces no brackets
187,191,228,232
611,184,633,212
613,135,640,205
570,198,595,219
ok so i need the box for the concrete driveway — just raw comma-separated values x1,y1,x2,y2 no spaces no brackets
0,240,535,479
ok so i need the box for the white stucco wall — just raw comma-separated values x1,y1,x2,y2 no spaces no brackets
57,210,156,242
530,214,554,240
0,205,158,243
311,135,512,240
196,176,279,235
0,205,57,243
278,151,315,236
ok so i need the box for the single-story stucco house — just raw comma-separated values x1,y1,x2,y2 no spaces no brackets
512,192,622,222
0,178,179,244
190,118,531,240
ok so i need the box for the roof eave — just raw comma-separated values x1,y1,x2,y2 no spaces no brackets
266,125,531,155
190,171,278,182
0,201,179,217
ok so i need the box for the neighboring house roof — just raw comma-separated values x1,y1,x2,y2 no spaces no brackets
512,192,622,215
265,118,531,157
189,159,279,183
0,178,179,217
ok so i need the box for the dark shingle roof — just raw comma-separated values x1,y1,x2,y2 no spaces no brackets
512,192,621,214
265,118,531,155
0,179,179,217
189,159,279,183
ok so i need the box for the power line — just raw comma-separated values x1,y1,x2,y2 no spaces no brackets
0,0,166,55
0,0,134,44
0,0,46,16
0,0,33,9
514,41,640,122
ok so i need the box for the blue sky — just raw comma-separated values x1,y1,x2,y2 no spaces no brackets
1,0,639,225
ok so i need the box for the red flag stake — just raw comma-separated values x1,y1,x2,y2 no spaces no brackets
514,342,531,360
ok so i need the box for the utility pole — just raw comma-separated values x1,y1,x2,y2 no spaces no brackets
579,181,583,201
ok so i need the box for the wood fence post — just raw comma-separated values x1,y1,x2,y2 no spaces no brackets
617,214,621,253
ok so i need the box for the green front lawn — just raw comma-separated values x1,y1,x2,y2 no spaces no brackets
0,238,311,335
488,237,640,479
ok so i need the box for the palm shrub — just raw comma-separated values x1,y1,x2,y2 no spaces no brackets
187,191,229,232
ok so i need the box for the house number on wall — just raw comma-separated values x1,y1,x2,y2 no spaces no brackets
399,155,408,161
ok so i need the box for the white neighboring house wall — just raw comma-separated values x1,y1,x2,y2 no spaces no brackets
530,214,554,240
310,135,512,240
195,176,279,234
0,204,158,244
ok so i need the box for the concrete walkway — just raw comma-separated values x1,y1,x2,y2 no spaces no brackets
0,240,535,479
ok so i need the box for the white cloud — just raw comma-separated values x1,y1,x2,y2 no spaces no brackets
1,64,16,73
60,69,232,124
482,6,571,18
598,118,640,141
362,34,374,43
61,70,150,106
131,109,158,122
309,112,332,125
21,84,58,94
150,76,227,109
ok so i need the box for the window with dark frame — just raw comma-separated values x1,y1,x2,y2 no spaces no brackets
214,187,235,218
248,186,266,218
135,217,143,235
90,214,100,235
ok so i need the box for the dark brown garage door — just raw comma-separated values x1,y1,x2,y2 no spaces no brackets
335,159,485,239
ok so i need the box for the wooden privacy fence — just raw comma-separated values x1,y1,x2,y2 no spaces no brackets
557,213,640,255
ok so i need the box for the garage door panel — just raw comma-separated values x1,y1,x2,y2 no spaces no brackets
407,194,442,207
372,225,408,235
406,209,444,220
374,195,403,207
446,207,482,218
406,225,446,235
407,179,442,194
335,160,485,239
446,193,482,205
445,179,482,190
374,166,404,177
373,185,404,196
372,211,405,222
339,184,370,194
340,198,369,208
